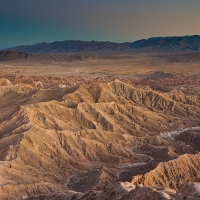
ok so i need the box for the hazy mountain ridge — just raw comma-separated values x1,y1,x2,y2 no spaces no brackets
7,40,130,53
6,35,200,53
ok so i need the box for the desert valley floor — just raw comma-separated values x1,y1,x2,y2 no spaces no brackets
0,51,200,199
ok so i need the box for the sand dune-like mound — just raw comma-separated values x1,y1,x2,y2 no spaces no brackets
0,79,200,199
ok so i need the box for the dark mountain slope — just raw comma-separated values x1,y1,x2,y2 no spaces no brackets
0,50,28,61
131,35,200,51
6,35,200,53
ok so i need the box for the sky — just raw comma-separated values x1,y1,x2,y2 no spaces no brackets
1,0,200,49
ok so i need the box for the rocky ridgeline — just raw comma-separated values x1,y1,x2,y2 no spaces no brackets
6,35,200,53
0,80,200,199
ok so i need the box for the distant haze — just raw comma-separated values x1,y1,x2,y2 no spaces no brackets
1,0,200,49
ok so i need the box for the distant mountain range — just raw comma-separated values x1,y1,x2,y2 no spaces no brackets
6,35,200,53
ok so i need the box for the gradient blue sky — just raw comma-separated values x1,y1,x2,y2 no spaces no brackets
1,0,200,49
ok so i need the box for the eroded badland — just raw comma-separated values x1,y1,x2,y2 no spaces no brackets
1,52,200,199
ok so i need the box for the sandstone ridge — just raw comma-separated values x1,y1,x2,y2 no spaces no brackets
0,79,200,199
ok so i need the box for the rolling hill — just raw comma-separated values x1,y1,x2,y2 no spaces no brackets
0,78,200,199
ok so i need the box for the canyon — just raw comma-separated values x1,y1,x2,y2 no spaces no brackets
0,51,200,199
